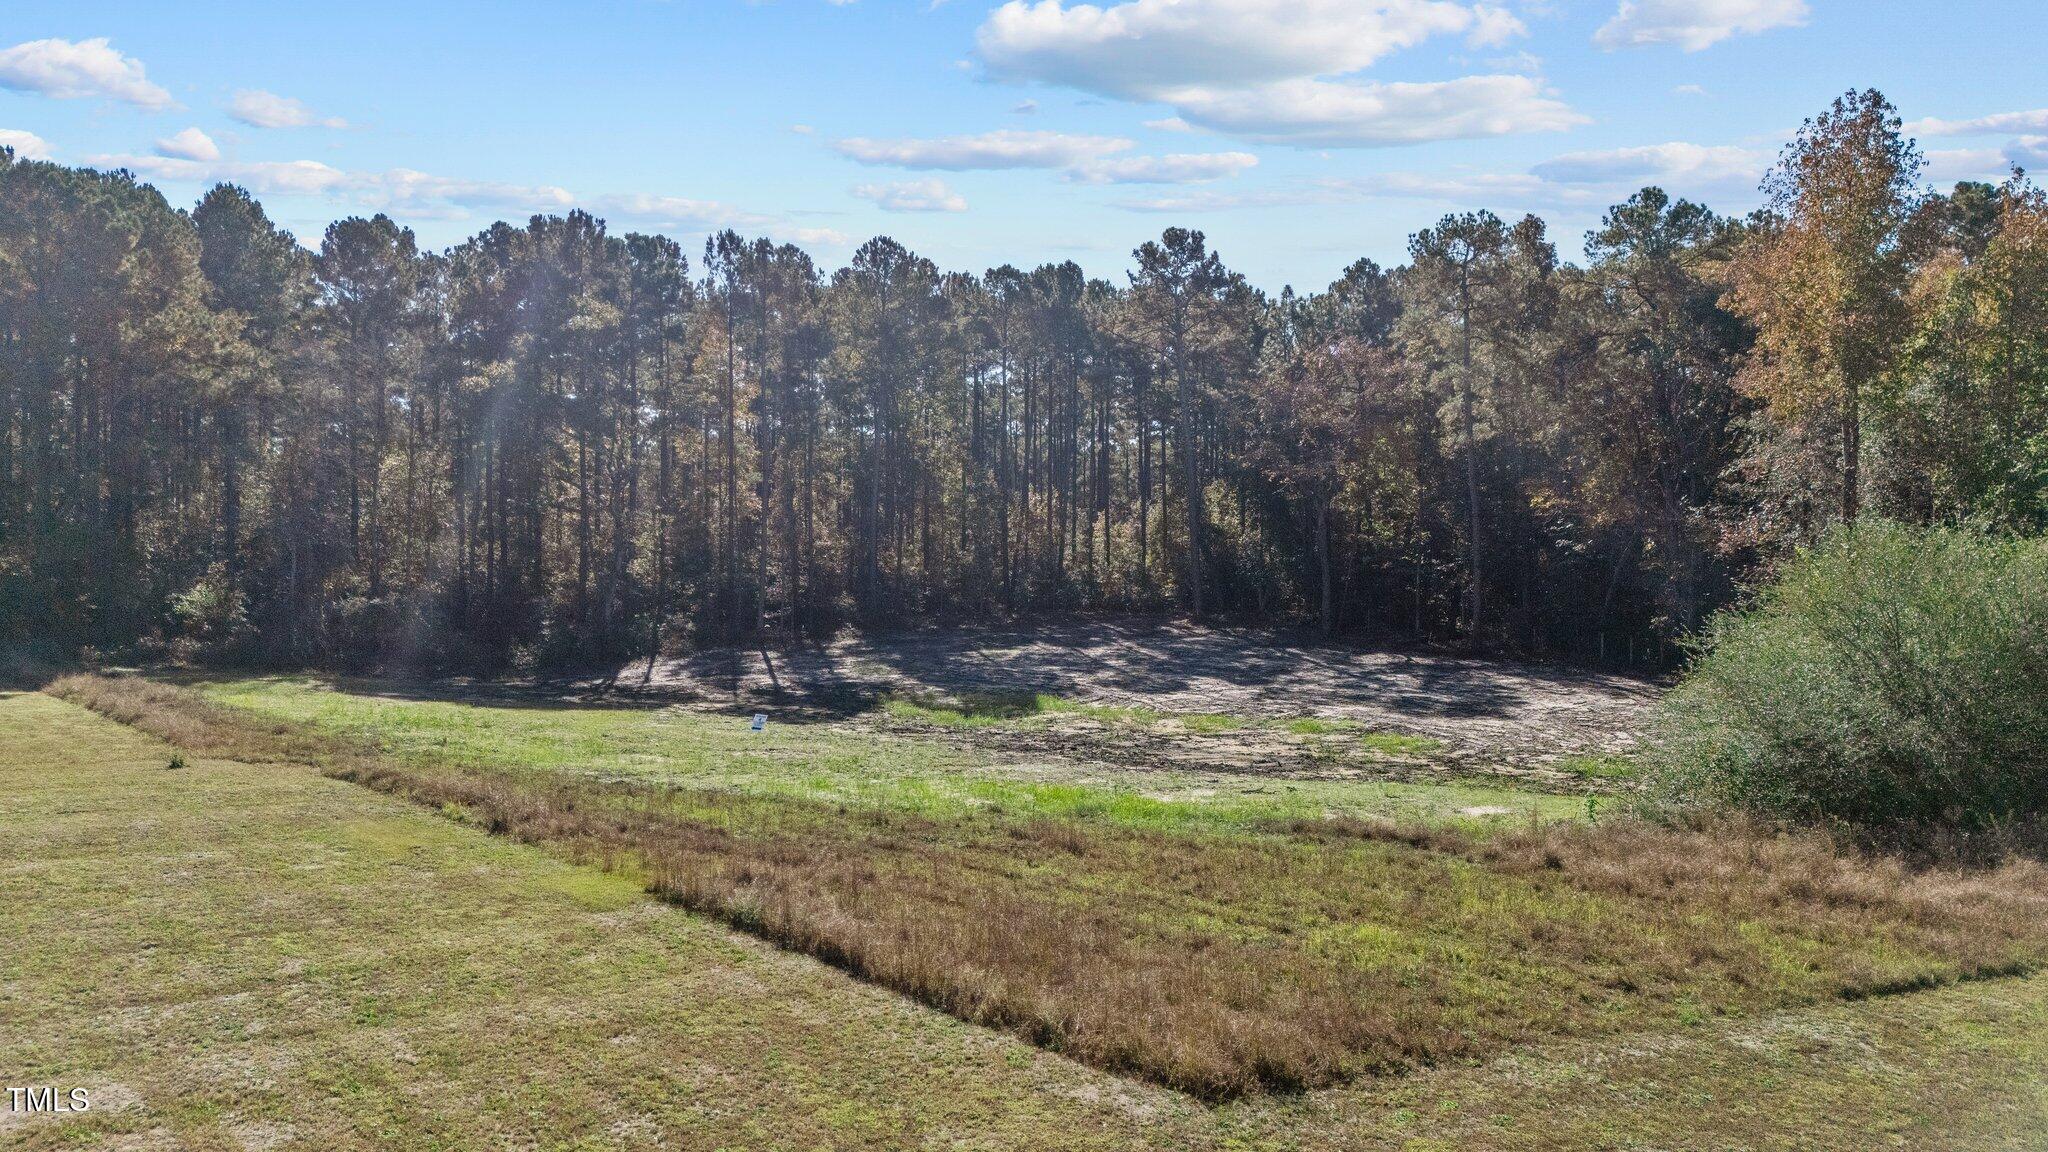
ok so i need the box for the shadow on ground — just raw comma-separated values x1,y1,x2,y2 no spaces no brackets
626,620,1660,764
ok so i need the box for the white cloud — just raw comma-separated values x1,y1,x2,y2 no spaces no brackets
1337,169,1552,201
1112,178,1535,212
1071,151,1258,183
976,0,1571,148
1117,188,1329,213
367,169,575,215
1466,5,1528,48
0,128,53,160
1115,171,1556,214
100,154,351,197
91,151,793,236
979,0,1491,95
1118,139,1774,214
1119,164,1660,213
93,153,577,217
99,155,341,196
1530,141,1765,186
1909,109,2048,138
155,127,220,162
1484,50,1545,75
1166,75,1584,147
836,128,1254,184
1145,117,1195,133
853,178,969,212
1373,141,1770,204
1595,0,1808,52
1888,110,2048,180
2009,138,2048,171
582,193,774,230
837,129,1131,169
0,37,172,109
227,89,347,130
1923,148,2014,186
785,226,853,248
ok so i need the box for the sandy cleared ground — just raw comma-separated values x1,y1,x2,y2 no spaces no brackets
623,620,1659,776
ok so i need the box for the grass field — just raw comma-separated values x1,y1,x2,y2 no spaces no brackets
193,675,1570,832
880,689,1446,752
8,686,2048,1149
30,674,2048,1101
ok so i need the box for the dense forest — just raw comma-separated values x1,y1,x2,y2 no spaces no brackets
3,90,2044,669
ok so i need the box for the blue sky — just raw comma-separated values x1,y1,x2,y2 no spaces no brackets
3,1,2043,289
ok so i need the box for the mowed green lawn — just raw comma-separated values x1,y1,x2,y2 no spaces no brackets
7,686,2048,1149
0,690,1190,1150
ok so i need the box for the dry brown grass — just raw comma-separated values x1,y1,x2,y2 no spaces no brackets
1305,810,2048,996
48,672,2048,1101
1478,818,2048,995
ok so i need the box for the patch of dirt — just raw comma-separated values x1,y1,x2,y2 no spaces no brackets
617,620,1659,782
875,711,1524,786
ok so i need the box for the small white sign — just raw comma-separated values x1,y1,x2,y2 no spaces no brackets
750,713,767,732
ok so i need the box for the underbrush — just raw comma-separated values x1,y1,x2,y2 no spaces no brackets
881,689,1068,727
50,673,2048,1101
1647,522,2048,833
1558,754,1638,781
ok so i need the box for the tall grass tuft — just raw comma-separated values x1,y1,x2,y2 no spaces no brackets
1646,522,2048,835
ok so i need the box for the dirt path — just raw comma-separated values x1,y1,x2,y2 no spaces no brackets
626,620,1660,774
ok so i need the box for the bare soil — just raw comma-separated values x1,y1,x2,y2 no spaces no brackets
621,620,1660,781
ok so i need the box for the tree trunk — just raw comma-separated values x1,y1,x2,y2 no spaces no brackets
1317,492,1332,635
1178,365,1203,617
1458,278,1484,639
1841,373,1861,523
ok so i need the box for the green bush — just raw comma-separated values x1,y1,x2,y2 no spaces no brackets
1646,522,2048,832
170,566,254,659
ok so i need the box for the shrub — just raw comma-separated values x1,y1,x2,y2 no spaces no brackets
1646,521,2048,833
170,566,253,657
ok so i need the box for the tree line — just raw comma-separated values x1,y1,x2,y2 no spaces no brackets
3,90,2044,668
